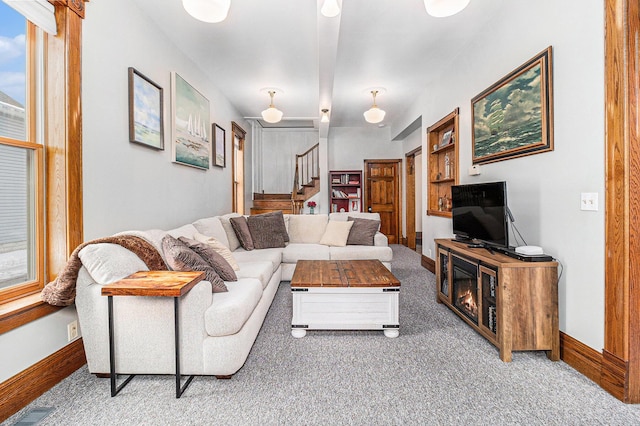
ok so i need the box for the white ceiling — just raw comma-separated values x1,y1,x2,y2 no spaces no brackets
133,0,508,133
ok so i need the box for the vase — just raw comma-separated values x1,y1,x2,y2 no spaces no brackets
309,207,315,215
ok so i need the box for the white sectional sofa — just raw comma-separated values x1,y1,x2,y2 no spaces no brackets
75,212,392,378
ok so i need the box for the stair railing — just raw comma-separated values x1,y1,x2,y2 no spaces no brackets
291,143,319,214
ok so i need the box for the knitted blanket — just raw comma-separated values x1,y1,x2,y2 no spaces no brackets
41,235,167,306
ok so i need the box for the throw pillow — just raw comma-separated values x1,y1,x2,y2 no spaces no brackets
229,216,254,251
193,232,241,271
178,237,237,281
220,217,241,251
161,235,228,293
247,212,287,249
319,221,354,247
347,217,380,246
78,243,149,285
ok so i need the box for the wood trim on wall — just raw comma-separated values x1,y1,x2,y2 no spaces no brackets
46,3,84,282
603,0,640,403
0,339,86,423
560,332,603,385
421,254,435,273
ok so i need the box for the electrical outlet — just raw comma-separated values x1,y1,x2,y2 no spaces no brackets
581,192,598,211
67,320,78,341
428,249,432,258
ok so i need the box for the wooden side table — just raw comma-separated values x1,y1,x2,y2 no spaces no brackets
101,270,205,398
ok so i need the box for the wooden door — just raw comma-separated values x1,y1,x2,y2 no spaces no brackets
405,148,421,250
364,159,401,244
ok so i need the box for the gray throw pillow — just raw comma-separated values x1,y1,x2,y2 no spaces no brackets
178,237,237,282
229,216,254,250
346,217,380,246
161,235,228,292
247,213,287,249
258,211,289,242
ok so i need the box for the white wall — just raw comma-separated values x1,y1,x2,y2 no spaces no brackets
0,0,251,384
257,128,319,194
328,126,400,170
82,0,250,240
395,0,605,351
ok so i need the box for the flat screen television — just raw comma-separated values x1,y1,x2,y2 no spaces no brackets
451,181,509,248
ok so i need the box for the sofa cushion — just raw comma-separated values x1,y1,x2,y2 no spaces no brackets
287,214,328,244
178,237,237,282
219,214,242,251
204,278,263,337
232,247,283,273
230,216,254,251
329,212,381,224
192,217,230,248
329,245,393,262
236,261,273,289
319,220,354,247
166,224,200,240
347,217,380,246
247,213,287,249
161,235,228,293
282,243,330,263
193,232,240,271
78,243,149,285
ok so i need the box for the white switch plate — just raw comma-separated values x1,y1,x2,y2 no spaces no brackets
581,192,598,211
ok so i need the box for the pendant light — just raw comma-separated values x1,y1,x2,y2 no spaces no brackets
321,0,341,18
182,0,231,23
261,91,284,124
363,90,386,124
320,109,330,123
424,0,470,17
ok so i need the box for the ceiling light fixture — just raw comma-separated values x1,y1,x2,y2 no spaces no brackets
320,109,330,123
321,0,341,17
423,0,470,17
182,0,231,23
261,90,284,123
363,90,386,124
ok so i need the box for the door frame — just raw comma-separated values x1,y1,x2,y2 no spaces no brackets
231,121,246,214
405,146,422,250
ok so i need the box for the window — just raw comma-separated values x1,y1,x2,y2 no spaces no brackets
0,4,44,302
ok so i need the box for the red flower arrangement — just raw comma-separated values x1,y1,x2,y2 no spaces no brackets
307,201,317,208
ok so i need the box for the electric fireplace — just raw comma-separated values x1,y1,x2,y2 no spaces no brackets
452,255,478,324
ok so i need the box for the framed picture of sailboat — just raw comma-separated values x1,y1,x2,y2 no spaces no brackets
171,72,211,169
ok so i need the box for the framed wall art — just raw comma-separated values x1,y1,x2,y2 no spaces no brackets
471,46,553,164
171,72,211,169
213,123,225,167
128,67,164,150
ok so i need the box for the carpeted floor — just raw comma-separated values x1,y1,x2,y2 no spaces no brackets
5,245,640,425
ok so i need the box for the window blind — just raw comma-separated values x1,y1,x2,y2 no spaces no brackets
2,0,57,35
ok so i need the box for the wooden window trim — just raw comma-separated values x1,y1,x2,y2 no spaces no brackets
0,1,85,334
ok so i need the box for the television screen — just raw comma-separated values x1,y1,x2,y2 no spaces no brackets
451,181,508,247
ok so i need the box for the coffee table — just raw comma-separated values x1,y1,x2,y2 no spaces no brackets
290,259,400,338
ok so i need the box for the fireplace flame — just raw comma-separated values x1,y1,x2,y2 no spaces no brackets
457,290,478,317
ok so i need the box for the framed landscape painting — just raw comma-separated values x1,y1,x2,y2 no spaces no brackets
128,67,164,150
471,46,553,164
213,123,225,167
171,72,210,169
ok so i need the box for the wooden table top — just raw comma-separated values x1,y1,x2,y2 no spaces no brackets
101,271,205,297
291,260,400,288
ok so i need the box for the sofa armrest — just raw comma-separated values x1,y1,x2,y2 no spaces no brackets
374,232,388,246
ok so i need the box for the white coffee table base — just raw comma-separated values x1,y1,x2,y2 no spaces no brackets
291,287,399,338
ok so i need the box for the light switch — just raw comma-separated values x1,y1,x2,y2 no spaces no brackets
581,192,598,211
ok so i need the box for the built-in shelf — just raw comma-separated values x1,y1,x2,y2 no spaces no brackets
329,170,362,213
427,108,459,217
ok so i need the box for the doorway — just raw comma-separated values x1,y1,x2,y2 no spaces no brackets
364,159,402,244
231,122,246,214
405,147,422,253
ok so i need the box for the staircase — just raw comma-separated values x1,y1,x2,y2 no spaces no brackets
250,143,320,215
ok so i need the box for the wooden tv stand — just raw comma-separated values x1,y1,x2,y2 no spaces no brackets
435,239,559,362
